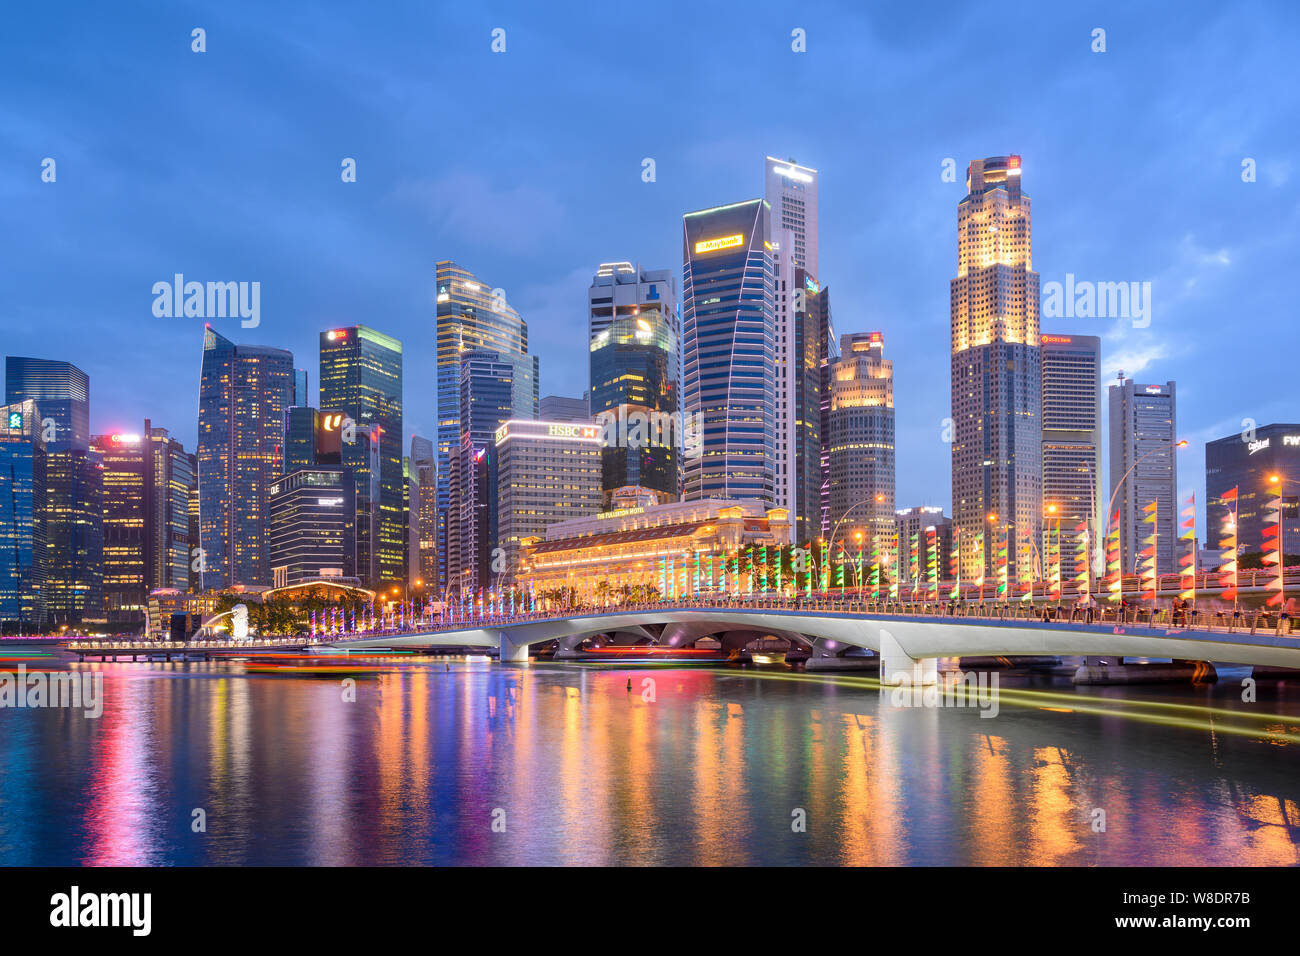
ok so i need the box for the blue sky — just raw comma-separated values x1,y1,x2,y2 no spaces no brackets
2,0,1297,522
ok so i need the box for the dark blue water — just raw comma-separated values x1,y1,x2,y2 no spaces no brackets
2,653,1298,865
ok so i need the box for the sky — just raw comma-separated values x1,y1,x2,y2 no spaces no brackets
3,0,1298,526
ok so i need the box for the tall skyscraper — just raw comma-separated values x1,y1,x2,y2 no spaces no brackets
447,350,518,593
590,304,680,505
0,401,47,630
5,357,90,450
5,357,102,625
435,261,538,588
494,419,603,585
197,327,295,589
681,199,776,504
319,325,404,586
144,422,196,594
792,268,834,539
1041,334,1102,569
409,436,438,587
1109,377,1178,576
91,432,147,628
764,157,819,275
826,333,895,549
950,155,1042,580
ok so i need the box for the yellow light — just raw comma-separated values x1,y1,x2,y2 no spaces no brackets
694,234,745,254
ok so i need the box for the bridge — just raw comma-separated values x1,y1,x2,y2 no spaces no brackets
323,597,1300,683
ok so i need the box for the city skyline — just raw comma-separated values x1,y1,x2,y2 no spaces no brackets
5,3,1297,533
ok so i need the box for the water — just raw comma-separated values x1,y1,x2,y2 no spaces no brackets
1,653,1298,866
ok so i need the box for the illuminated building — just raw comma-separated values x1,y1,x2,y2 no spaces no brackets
590,304,680,505
409,435,437,586
494,419,603,585
681,200,776,504
950,155,1042,579
5,357,101,625
1041,334,1101,563
0,401,47,630
269,467,357,588
198,327,296,589
793,268,834,540
519,499,792,599
145,422,196,594
827,332,894,548
1206,423,1300,557
1108,377,1178,576
446,350,517,594
436,261,538,589
319,325,403,587
91,432,147,628
283,405,319,474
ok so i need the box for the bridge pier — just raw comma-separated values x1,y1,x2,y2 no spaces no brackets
877,628,937,686
499,632,530,663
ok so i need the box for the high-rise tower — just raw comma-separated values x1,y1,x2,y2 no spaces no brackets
950,155,1042,580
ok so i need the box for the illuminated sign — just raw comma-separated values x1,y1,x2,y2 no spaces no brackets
321,413,343,431
804,275,819,293
110,433,141,444
1040,334,1072,344
499,421,601,442
694,234,745,254
317,497,344,507
6,412,21,429
1284,436,1300,446
326,329,347,341
1249,439,1270,455
546,424,600,440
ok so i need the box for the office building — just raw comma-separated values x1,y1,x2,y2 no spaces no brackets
826,332,895,549
269,467,357,588
144,422,196,593
197,327,296,589
681,199,776,504
1040,334,1102,564
91,432,148,629
0,401,47,630
764,156,819,275
895,507,954,589
436,261,538,588
319,325,403,587
1108,377,1178,576
5,357,101,624
410,436,438,587
950,155,1042,579
540,394,591,424
494,419,603,584
1205,423,1300,557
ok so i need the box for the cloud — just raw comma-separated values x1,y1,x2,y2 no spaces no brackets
390,172,566,254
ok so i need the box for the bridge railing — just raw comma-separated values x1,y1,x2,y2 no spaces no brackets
332,594,1298,642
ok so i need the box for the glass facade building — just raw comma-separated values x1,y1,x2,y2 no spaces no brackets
269,467,357,587
5,357,90,451
90,432,148,629
827,333,895,550
0,401,47,630
1205,423,1300,558
197,327,296,589
1041,334,1102,566
681,199,777,504
435,261,538,588
319,325,404,587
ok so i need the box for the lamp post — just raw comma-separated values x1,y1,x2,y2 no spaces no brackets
1105,439,1189,590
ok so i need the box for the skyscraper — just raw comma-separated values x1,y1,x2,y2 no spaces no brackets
435,261,538,588
409,435,438,587
827,333,895,549
764,157,819,275
1041,334,1102,569
792,268,834,539
91,432,148,628
144,422,196,594
197,327,295,589
319,325,404,586
447,350,517,593
1206,424,1300,558
540,395,590,423
950,155,1042,580
681,199,776,504
1109,377,1178,576
5,357,101,625
0,401,47,630
590,306,680,505
269,466,356,588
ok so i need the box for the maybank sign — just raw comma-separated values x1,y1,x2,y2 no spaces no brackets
694,234,745,254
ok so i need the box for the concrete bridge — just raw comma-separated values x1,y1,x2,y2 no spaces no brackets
323,600,1300,683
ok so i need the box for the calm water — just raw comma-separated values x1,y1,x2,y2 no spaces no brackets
2,652,1299,866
